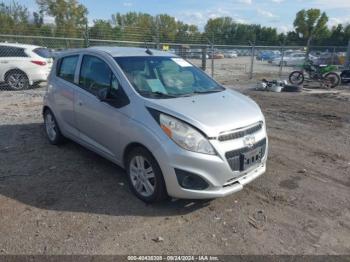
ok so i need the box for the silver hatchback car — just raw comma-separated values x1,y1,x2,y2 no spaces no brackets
43,46,268,203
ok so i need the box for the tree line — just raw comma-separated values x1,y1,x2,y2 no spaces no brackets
0,0,349,46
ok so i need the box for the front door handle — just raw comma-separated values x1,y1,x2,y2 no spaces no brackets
78,100,83,106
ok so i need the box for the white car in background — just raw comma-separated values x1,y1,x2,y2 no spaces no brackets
224,50,238,58
272,52,306,66
272,52,318,67
0,43,53,90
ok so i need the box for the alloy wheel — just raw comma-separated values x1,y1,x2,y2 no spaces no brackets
129,155,156,197
45,113,57,141
7,73,29,90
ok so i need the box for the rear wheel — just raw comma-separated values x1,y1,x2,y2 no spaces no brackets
289,71,304,85
324,72,340,88
5,70,29,90
44,109,65,145
126,147,168,203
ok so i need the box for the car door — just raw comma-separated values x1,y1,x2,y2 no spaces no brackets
52,54,80,139
74,54,127,163
6,47,28,72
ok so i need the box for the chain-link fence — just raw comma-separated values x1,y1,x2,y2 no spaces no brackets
0,33,349,90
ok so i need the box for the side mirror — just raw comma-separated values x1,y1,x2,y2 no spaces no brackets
97,87,130,108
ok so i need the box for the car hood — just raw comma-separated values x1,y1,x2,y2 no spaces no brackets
144,89,264,137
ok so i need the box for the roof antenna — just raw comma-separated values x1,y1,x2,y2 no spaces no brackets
144,41,153,55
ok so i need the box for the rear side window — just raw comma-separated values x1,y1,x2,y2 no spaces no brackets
79,55,112,95
0,46,28,57
57,55,79,83
33,48,52,58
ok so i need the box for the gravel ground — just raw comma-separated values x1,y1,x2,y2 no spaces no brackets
0,84,350,255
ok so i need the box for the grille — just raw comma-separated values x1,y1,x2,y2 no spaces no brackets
225,138,267,171
218,122,263,142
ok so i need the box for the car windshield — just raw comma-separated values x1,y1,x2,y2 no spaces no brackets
114,56,224,98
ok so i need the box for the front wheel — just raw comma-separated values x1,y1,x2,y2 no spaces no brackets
324,72,340,88
126,147,168,203
289,71,304,85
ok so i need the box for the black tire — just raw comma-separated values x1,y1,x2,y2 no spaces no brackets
5,70,29,90
125,147,168,203
282,85,302,92
43,109,65,145
324,72,340,88
289,71,304,85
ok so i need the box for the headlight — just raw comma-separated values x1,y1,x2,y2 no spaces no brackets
159,113,215,155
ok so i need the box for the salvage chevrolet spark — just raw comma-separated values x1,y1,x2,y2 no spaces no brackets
43,46,268,203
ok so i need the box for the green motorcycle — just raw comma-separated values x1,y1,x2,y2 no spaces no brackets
289,59,340,88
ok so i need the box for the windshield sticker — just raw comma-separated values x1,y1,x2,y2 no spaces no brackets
171,58,192,67
146,79,168,94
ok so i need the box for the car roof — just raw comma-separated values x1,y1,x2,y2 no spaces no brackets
88,46,177,57
0,42,44,50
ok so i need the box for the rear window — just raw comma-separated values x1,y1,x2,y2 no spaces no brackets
33,48,52,58
57,55,79,83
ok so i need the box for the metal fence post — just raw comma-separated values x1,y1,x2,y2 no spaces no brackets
279,45,285,77
211,43,214,78
84,22,90,48
345,40,350,68
249,43,255,79
201,46,207,71
331,47,336,65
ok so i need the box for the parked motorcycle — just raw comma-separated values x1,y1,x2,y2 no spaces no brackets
289,59,340,88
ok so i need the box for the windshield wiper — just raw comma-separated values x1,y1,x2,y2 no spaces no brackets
192,88,224,94
138,91,178,98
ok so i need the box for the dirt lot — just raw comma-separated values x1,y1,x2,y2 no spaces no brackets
0,84,350,255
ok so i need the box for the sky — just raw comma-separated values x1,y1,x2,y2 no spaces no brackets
5,0,350,33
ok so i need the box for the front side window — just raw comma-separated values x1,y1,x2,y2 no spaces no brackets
114,56,224,98
79,55,114,95
57,55,79,83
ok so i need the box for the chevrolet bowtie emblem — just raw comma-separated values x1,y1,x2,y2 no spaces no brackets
243,135,256,148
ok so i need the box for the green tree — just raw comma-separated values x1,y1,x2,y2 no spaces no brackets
156,14,177,42
111,12,154,42
36,0,88,37
0,1,29,34
90,19,114,40
293,9,328,52
175,21,201,43
204,17,234,44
